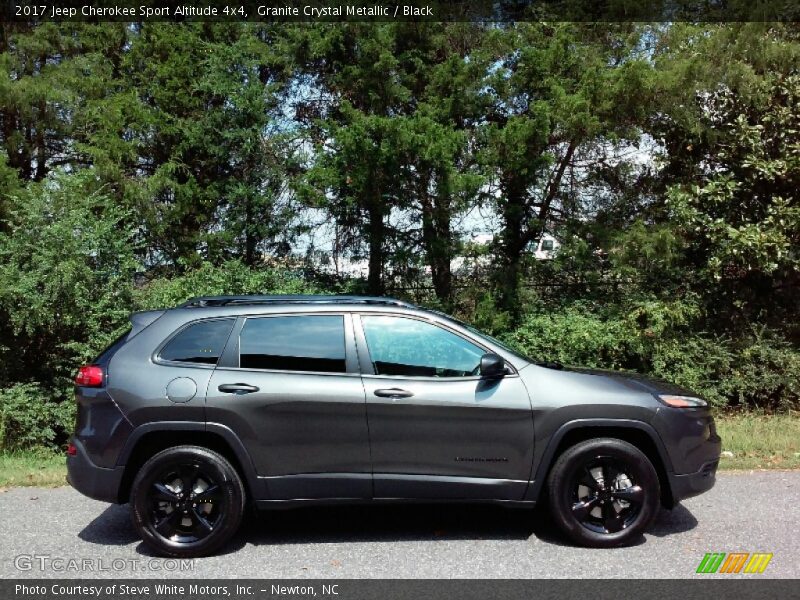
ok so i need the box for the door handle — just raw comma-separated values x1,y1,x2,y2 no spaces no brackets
218,383,260,394
374,388,414,399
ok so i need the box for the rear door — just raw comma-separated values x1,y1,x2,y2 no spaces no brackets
356,314,534,500
206,312,371,500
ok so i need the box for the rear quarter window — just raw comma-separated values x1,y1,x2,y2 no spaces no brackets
159,319,235,365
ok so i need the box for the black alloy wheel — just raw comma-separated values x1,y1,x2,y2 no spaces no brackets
131,446,245,557
148,462,224,543
547,438,660,548
570,455,644,534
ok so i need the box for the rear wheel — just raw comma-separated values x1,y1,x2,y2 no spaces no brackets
547,438,660,548
131,445,245,557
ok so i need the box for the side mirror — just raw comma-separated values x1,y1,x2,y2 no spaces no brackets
479,353,506,379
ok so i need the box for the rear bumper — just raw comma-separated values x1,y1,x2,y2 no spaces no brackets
66,438,125,504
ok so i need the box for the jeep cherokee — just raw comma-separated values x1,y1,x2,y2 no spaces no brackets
67,295,721,556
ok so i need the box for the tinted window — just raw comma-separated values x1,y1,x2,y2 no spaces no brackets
541,239,554,251
239,315,346,373
160,319,234,365
361,316,484,377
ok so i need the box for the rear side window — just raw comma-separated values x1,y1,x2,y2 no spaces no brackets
160,319,234,365
239,315,346,373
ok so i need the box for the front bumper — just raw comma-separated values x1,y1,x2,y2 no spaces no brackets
66,438,125,504
669,458,719,503
652,405,722,505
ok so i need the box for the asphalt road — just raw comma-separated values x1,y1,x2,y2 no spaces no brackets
1,471,798,579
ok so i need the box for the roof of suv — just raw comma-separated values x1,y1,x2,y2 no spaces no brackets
178,295,417,309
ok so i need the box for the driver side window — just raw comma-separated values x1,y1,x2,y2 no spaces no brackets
361,316,484,377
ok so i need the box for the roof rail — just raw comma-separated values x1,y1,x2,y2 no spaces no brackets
178,295,416,309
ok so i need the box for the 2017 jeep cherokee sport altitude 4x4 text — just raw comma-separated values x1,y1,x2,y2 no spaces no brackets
67,295,721,557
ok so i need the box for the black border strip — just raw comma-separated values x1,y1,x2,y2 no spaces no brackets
2,1,800,23
5,579,800,600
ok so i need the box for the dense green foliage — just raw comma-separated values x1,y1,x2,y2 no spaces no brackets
132,260,321,311
0,173,138,391
0,22,798,449
506,301,799,409
0,382,74,450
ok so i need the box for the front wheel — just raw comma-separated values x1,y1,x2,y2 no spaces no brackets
547,438,660,548
130,445,245,557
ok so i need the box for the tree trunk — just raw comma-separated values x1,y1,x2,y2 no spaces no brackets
494,141,576,321
420,171,453,307
243,195,256,267
34,101,47,182
366,190,385,296
494,175,527,321
367,207,385,295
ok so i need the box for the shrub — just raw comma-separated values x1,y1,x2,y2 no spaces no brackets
0,383,74,451
505,301,800,410
649,331,800,410
715,330,800,410
133,260,322,310
505,303,637,369
0,171,139,388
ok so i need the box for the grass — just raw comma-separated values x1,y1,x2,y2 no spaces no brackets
715,412,800,470
0,413,797,489
0,449,67,488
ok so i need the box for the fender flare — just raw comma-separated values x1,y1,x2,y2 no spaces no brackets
116,421,260,498
525,418,674,502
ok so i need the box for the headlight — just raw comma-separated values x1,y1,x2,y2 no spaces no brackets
657,394,708,408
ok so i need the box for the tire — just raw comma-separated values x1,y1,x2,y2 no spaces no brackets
130,445,245,557
547,438,660,548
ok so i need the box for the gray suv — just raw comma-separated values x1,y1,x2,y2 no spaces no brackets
67,295,721,557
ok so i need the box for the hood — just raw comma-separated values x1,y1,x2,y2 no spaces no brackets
535,363,697,397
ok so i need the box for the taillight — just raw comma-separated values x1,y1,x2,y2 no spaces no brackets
67,443,77,456
75,365,104,387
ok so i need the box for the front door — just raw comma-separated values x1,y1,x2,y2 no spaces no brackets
356,314,534,500
206,313,371,500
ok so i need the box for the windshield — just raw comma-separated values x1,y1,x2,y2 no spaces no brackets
463,324,533,363
427,310,533,364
